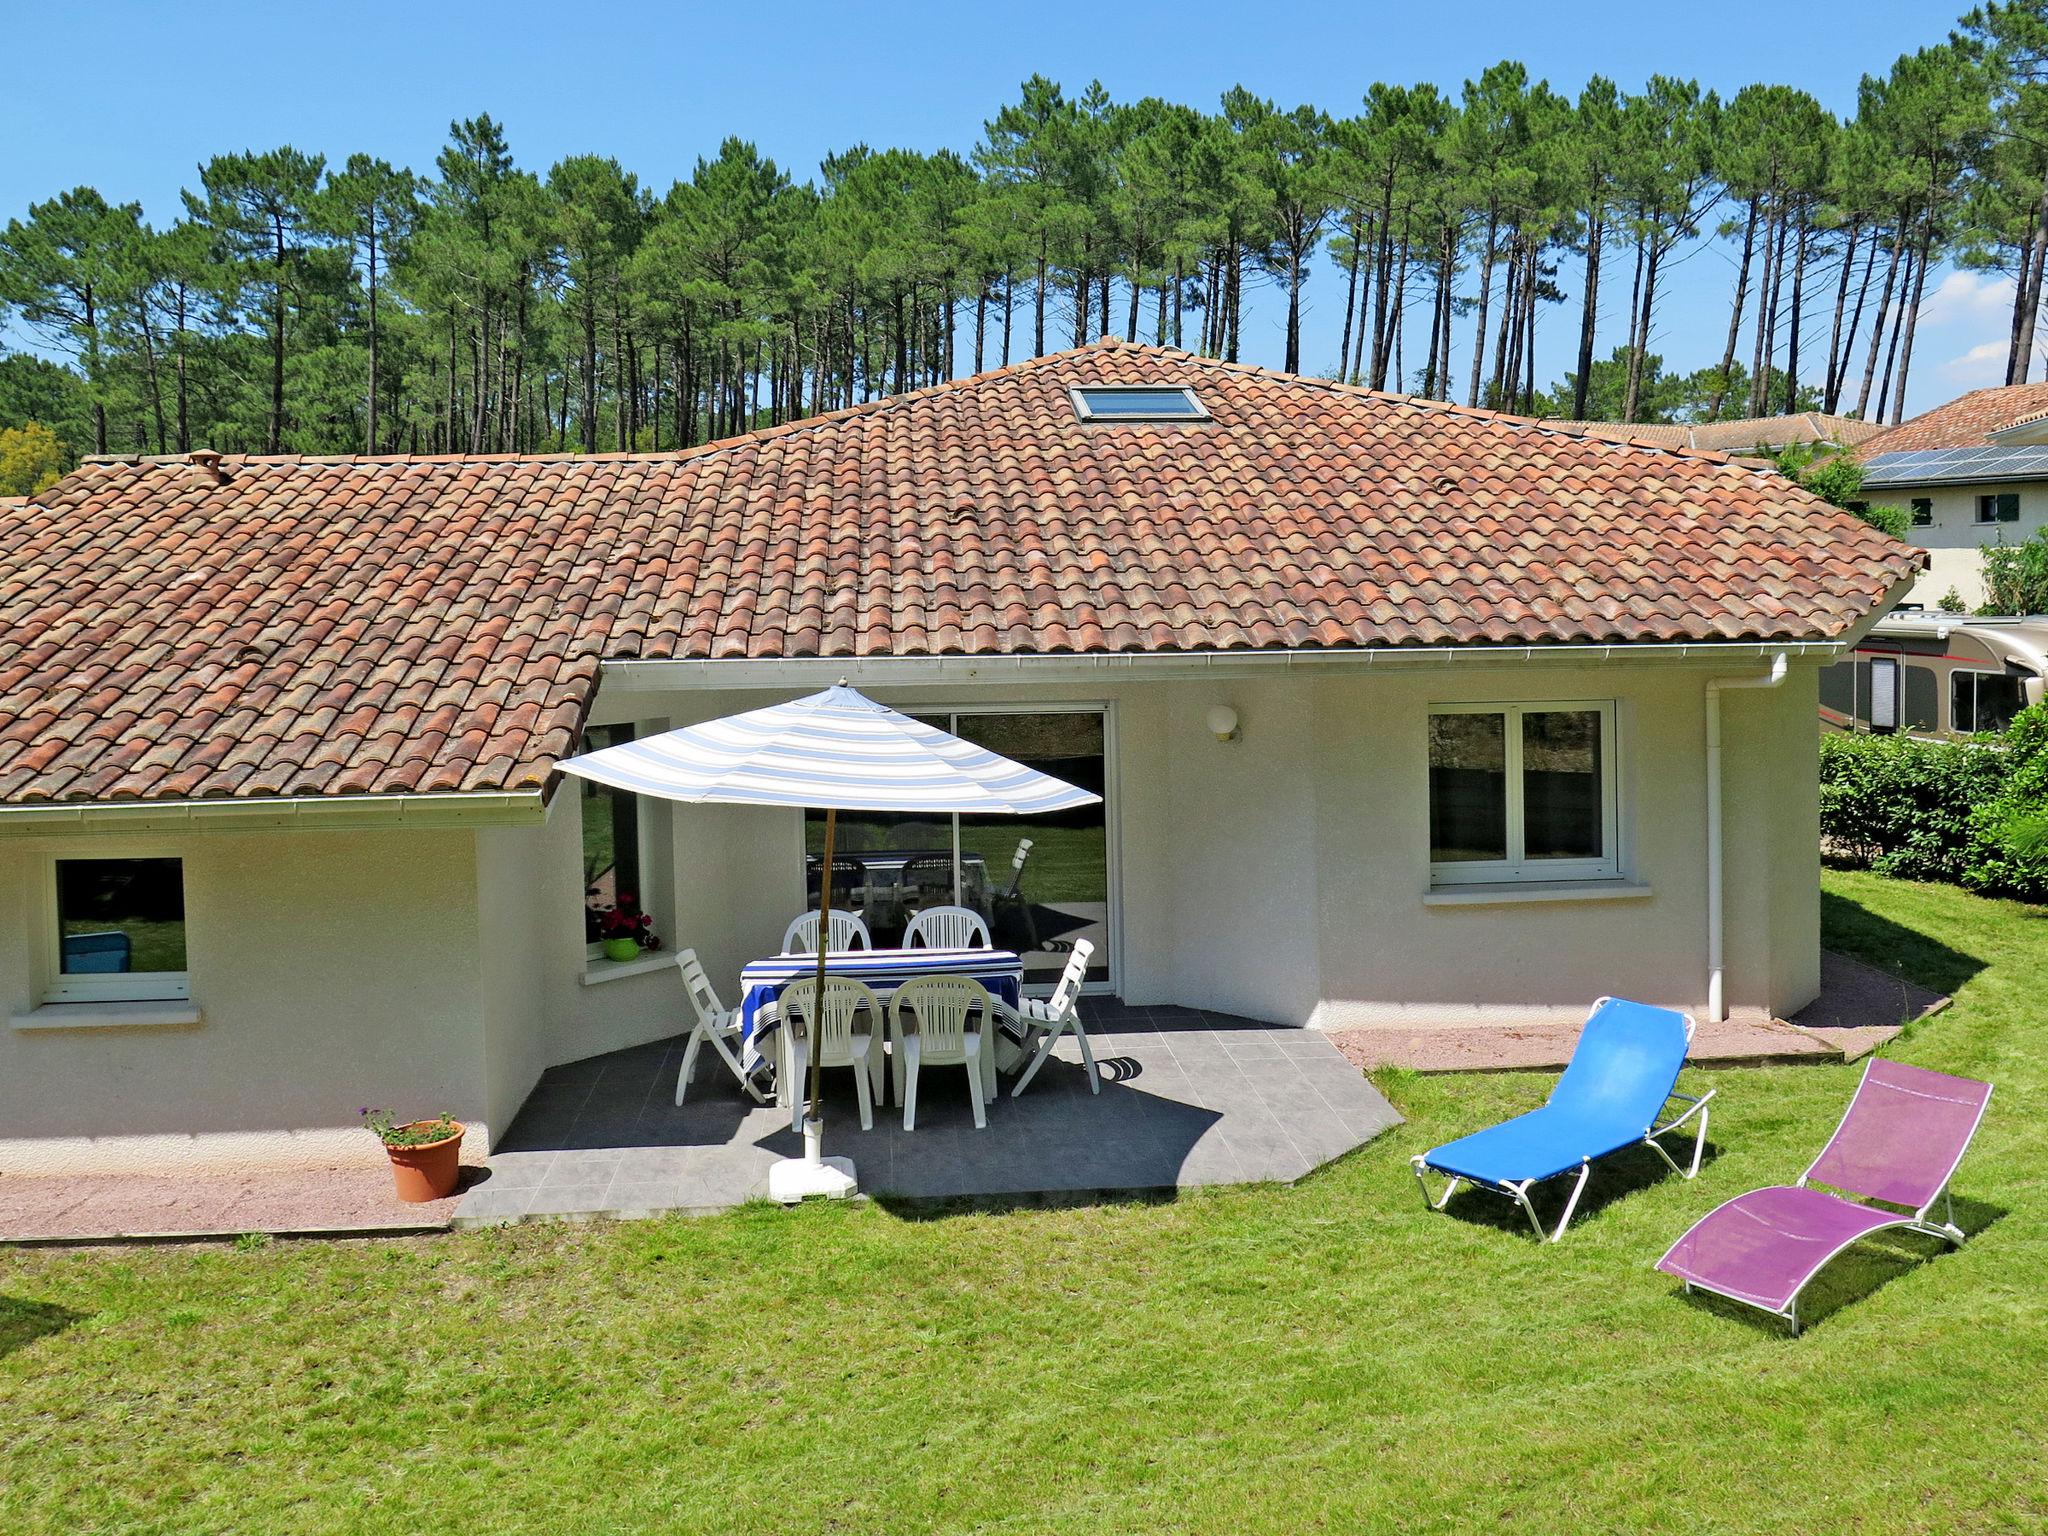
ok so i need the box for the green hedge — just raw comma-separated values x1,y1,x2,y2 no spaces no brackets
1818,705,2048,899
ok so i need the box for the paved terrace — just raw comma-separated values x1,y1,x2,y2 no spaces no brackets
452,1001,1403,1226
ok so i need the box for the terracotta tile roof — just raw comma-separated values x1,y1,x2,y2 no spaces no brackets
1856,382,2048,457
1541,413,1881,456
0,340,1922,807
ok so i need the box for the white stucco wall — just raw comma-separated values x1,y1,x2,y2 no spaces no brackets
596,659,1824,1033
0,655,1827,1174
1889,479,2047,609
0,826,494,1176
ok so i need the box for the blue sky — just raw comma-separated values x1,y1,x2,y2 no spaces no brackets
1,0,2002,418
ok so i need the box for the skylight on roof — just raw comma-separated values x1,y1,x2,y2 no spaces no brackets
1070,385,1209,423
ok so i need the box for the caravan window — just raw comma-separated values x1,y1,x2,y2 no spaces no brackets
1953,671,2029,735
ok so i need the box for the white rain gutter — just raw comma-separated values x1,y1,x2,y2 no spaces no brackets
600,639,1847,692
0,788,546,830
1704,652,1790,1022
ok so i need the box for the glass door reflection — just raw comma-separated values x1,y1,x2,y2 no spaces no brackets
803,707,1111,990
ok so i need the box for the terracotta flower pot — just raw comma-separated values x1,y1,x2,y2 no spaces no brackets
383,1121,465,1202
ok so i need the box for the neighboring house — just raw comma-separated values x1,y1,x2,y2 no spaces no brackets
0,341,1919,1175
1539,413,1883,460
1858,381,2048,609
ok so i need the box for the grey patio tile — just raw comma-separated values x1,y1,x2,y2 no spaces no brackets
521,1184,614,1218
480,1006,1398,1215
451,1183,532,1223
478,1152,556,1189
603,1181,689,1216
540,1150,627,1188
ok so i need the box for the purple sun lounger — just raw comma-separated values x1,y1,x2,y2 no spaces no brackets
1412,998,1713,1243
1656,1057,1992,1334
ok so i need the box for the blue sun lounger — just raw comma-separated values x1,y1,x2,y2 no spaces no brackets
1411,997,1714,1242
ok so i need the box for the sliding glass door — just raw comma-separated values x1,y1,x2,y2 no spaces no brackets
804,706,1112,990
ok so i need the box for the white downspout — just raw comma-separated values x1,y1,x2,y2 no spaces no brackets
1705,652,1789,1022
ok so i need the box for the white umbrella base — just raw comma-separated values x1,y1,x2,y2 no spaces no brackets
767,1154,857,1203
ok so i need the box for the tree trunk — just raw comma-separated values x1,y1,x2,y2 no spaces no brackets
1890,211,1935,426
365,223,380,454
1466,209,1498,408
1284,239,1303,374
1750,202,1784,418
1337,210,1364,383
1034,236,1048,357
974,280,988,376
1831,228,1880,414
1782,208,1811,414
173,281,189,453
1822,218,1861,412
82,283,107,454
2011,162,2048,385
1624,237,1663,424
268,214,286,454
1856,223,1906,419
1876,244,1916,423
1712,197,1759,419
1574,210,1605,420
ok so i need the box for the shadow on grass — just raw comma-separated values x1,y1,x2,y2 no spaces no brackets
1433,1137,1723,1241
871,1186,1182,1222
0,1296,84,1359
1668,1193,2008,1337
1820,889,1988,998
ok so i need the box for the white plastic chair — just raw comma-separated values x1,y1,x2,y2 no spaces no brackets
1011,940,1099,1097
781,910,873,955
777,975,880,1134
890,975,991,1130
673,949,768,1105
904,905,992,951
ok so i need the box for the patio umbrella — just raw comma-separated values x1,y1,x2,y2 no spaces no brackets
557,682,1100,1200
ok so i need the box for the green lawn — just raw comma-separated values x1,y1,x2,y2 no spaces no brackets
4,871,2045,1533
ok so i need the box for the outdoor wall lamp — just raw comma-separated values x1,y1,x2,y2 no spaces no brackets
1206,704,1240,743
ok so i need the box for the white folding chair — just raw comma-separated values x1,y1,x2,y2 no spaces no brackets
673,950,768,1105
903,905,992,951
777,975,880,1134
782,910,873,955
890,975,991,1130
1010,940,1099,1097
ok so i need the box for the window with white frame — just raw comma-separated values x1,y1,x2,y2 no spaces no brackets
1428,702,1619,885
47,856,190,1002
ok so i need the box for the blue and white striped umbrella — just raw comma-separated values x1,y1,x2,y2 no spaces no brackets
557,683,1101,814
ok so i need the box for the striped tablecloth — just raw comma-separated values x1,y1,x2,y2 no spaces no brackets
738,947,1025,1049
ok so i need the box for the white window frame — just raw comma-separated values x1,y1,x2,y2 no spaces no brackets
1067,385,1210,423
1427,700,1620,886
41,850,191,1003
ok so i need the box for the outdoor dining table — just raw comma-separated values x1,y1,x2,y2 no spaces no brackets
740,946,1026,1107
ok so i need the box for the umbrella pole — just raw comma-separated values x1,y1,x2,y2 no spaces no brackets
807,805,834,1145
770,803,857,1201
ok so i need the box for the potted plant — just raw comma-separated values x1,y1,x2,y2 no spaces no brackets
593,891,661,963
361,1107,465,1202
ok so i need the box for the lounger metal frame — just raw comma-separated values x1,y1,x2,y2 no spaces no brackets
1661,1072,1992,1335
1410,1004,1713,1243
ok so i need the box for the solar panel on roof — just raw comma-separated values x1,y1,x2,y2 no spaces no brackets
1863,445,2048,484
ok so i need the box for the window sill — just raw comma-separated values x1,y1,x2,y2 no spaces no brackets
11,999,204,1031
1424,879,1653,908
580,952,674,987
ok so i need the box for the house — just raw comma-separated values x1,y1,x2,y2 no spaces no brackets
1539,412,1883,460
1858,381,2048,609
0,340,1920,1176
